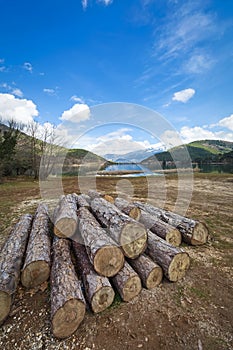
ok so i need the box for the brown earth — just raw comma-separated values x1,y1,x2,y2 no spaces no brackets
0,173,233,350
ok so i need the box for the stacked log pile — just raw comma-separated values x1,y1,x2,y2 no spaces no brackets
0,191,209,339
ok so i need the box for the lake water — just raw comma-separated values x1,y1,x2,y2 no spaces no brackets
101,163,161,177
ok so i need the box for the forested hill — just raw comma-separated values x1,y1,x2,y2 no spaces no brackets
141,140,233,165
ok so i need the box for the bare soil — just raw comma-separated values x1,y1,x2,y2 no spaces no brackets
0,173,233,350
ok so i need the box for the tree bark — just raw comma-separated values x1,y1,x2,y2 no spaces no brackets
77,207,124,277
139,210,181,247
53,193,78,238
114,197,141,221
21,204,51,288
51,238,86,339
146,231,190,282
111,261,142,302
87,189,114,204
72,242,115,313
90,197,147,259
128,254,163,289
0,214,33,324
76,194,91,209
134,201,209,245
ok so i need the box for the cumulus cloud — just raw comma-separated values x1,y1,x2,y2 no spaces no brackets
0,93,38,124
60,103,90,123
0,83,23,97
172,88,195,103
218,114,233,131
23,62,33,73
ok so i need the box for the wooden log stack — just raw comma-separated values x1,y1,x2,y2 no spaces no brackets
0,191,210,338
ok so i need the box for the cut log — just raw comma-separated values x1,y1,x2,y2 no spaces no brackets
87,189,114,204
72,242,115,313
139,210,181,247
91,197,147,259
114,197,141,221
21,204,51,288
128,254,163,289
146,231,190,282
134,201,209,245
51,238,86,339
77,207,124,277
111,261,142,302
76,194,91,209
0,214,33,325
53,193,78,238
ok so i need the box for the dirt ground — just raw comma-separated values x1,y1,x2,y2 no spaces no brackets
0,173,233,350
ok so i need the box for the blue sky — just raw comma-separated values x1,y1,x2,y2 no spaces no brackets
0,0,233,154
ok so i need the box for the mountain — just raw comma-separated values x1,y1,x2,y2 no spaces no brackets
141,140,233,168
104,145,165,163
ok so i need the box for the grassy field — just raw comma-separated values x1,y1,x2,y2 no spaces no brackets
0,173,233,349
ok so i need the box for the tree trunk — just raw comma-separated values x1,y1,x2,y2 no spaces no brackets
146,231,190,282
139,210,181,247
76,194,91,209
21,204,51,288
77,207,124,277
53,194,78,238
128,254,163,289
87,189,114,204
51,238,86,339
114,197,141,221
111,261,142,302
90,197,147,259
0,214,33,324
72,242,115,313
134,201,209,245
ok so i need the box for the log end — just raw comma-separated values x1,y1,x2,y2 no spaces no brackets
166,228,182,247
94,246,124,277
91,286,115,313
191,222,209,245
168,252,190,282
52,298,85,339
54,218,77,238
122,275,142,302
21,261,50,289
103,195,114,204
129,207,141,221
0,291,11,325
121,223,147,259
146,266,163,289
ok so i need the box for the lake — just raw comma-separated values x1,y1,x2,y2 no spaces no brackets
99,163,161,177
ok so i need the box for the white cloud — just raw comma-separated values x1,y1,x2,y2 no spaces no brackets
218,114,233,131
11,88,23,97
23,62,33,73
82,0,88,10
43,88,56,96
184,53,215,74
172,88,195,103
179,125,233,144
70,95,85,103
60,103,90,123
0,93,38,124
98,0,113,5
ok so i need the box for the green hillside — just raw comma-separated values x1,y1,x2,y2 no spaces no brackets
142,139,233,166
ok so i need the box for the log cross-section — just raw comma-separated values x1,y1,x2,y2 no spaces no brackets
111,261,142,302
0,214,33,324
87,189,114,204
77,207,124,277
134,201,209,245
51,238,86,339
114,197,141,221
53,194,78,238
72,242,115,313
21,204,51,288
128,254,163,289
91,197,147,259
146,231,190,282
